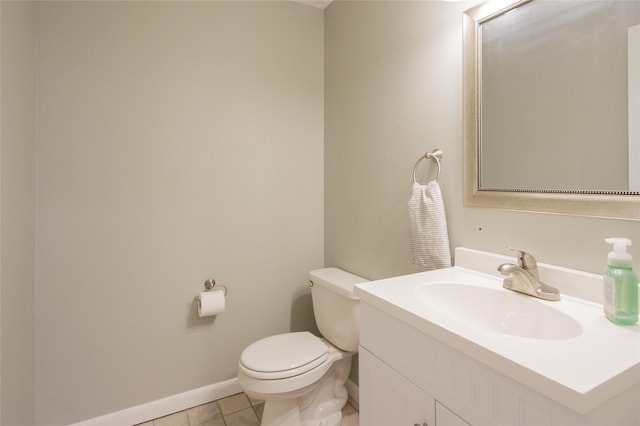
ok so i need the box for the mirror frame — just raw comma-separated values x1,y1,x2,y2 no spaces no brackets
463,0,640,221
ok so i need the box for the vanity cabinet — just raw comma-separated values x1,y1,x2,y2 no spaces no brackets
436,402,470,426
359,306,469,426
360,348,468,426
360,347,435,426
359,302,640,426
360,303,473,426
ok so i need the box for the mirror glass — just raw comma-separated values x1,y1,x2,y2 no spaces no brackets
481,0,639,193
463,0,640,220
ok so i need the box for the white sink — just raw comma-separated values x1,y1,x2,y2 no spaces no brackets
354,248,640,415
415,283,583,339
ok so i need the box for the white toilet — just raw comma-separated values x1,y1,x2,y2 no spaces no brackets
237,268,368,426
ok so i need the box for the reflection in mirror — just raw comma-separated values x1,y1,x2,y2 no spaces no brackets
481,1,639,193
463,0,640,220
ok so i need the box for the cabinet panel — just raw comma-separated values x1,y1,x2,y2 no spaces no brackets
436,401,470,426
360,347,436,426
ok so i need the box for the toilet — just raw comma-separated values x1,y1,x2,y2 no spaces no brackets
237,268,368,426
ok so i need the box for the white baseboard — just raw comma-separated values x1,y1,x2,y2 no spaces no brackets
71,377,358,426
69,378,242,426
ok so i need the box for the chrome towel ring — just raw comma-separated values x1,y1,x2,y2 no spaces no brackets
413,148,443,183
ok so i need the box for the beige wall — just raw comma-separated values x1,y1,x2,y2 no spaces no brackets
34,2,323,424
325,0,640,278
325,0,472,280
0,2,37,424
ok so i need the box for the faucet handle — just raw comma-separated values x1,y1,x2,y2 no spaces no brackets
507,247,538,274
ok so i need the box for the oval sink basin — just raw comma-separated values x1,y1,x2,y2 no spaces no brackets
416,283,583,339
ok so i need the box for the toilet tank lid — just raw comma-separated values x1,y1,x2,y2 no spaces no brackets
309,268,369,300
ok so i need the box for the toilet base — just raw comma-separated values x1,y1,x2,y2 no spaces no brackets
260,398,302,426
253,355,353,426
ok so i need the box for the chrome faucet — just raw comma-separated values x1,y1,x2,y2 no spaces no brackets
497,248,560,301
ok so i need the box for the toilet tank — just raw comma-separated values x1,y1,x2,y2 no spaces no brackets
309,268,368,352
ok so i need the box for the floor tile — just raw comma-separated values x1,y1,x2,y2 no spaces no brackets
218,393,252,416
342,402,355,417
341,412,359,426
147,392,358,426
194,416,226,426
347,395,359,412
187,401,222,425
223,407,261,426
153,410,189,426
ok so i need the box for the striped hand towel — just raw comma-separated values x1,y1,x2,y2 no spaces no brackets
408,181,452,271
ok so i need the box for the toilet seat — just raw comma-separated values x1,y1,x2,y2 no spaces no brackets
239,332,328,380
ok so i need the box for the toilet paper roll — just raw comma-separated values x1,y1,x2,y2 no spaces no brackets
197,290,225,317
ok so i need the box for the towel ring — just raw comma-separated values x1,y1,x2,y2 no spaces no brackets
413,148,443,183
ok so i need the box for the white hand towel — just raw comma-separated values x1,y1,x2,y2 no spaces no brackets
409,181,452,271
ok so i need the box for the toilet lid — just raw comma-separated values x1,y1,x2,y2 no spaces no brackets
240,332,328,379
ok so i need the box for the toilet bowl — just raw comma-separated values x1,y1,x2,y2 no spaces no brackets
237,268,368,426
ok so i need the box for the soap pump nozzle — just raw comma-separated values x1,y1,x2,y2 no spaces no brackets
605,237,633,268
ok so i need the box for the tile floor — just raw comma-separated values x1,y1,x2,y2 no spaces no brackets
138,392,359,426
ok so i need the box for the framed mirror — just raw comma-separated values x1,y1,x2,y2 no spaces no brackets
463,0,640,220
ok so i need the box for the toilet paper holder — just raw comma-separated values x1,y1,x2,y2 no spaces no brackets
194,278,228,302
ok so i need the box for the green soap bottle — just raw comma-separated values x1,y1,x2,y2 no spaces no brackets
603,238,638,325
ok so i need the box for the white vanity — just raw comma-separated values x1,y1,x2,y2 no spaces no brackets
354,248,640,426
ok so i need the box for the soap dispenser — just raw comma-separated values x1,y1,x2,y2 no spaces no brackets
603,238,638,325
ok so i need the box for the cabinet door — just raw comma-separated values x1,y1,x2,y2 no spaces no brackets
436,401,470,426
360,347,436,426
